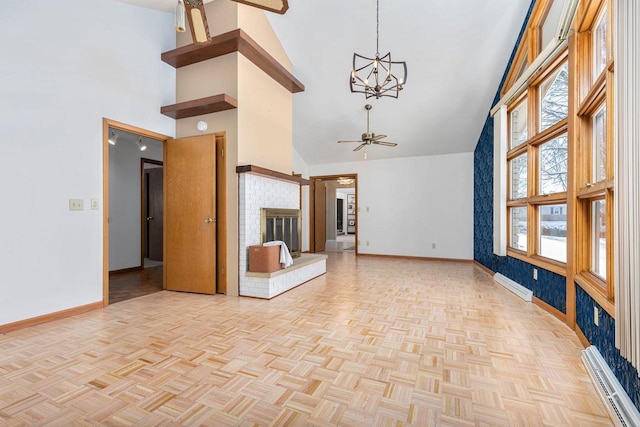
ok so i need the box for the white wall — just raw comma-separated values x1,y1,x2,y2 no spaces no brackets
308,153,474,259
109,140,163,271
292,147,310,252
0,0,175,325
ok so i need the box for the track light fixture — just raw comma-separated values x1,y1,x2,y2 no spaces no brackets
108,130,118,146
135,137,147,152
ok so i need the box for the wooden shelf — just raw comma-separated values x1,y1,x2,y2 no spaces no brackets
161,94,237,119
162,29,304,94
236,164,309,185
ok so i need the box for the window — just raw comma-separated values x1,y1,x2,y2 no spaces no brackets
539,134,568,194
540,63,569,131
591,199,606,278
505,55,569,269
592,105,606,182
539,204,567,262
541,0,568,48
510,207,528,251
593,8,607,79
510,153,528,199
574,0,614,301
510,99,528,148
498,0,614,294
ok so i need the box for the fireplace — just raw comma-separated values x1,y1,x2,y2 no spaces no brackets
261,208,301,258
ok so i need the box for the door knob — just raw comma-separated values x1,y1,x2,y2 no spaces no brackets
204,217,214,223
146,216,153,221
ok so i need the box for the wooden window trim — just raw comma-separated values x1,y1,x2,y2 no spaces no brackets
508,247,567,276
530,192,568,204
502,36,530,96
529,121,568,148
576,181,607,198
575,271,614,316
577,71,606,116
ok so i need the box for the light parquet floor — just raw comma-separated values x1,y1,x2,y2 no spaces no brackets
0,252,612,426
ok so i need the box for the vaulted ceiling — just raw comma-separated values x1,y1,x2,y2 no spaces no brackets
115,0,531,165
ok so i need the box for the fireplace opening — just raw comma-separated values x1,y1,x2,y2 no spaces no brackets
261,208,301,258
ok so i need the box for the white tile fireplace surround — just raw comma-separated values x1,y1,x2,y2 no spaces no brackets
237,165,327,298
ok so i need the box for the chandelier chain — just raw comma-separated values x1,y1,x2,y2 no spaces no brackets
376,0,379,56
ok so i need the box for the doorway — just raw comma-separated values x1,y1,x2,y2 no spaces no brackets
309,174,357,254
104,120,168,304
103,119,228,305
142,159,163,268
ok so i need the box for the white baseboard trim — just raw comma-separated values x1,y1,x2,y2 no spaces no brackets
582,346,640,427
493,273,533,302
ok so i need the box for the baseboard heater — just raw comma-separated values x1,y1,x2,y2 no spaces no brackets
582,346,640,427
493,273,533,302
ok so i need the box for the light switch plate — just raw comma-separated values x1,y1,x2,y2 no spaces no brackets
69,199,83,211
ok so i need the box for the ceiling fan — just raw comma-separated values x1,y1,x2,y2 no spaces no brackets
176,0,289,45
337,104,397,151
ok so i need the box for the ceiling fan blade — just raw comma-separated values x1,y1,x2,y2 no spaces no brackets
184,0,211,44
372,134,387,141
353,143,367,151
337,140,362,144
229,0,289,14
374,141,398,147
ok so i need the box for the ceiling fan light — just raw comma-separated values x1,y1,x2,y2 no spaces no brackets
337,177,355,185
175,0,186,32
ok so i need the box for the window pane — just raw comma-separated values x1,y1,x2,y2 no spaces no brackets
592,200,606,279
539,133,568,194
541,0,567,48
594,9,608,78
510,207,527,251
510,99,528,148
539,204,567,262
540,63,569,131
593,105,607,183
510,153,528,199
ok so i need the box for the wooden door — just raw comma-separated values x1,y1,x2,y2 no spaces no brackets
164,135,216,294
314,180,327,252
146,167,163,261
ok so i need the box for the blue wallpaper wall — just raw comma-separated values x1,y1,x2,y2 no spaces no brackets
472,0,639,414
576,286,640,409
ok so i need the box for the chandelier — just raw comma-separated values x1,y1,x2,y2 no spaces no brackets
350,0,407,99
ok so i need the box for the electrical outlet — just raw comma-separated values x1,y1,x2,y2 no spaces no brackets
594,306,599,326
69,199,83,211
358,240,361,246
366,241,370,246
533,268,538,280
432,243,436,249
91,199,99,210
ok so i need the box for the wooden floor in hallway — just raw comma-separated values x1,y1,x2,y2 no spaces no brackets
109,265,163,305
0,252,612,426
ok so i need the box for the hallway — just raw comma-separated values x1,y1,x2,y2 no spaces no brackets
0,253,611,425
